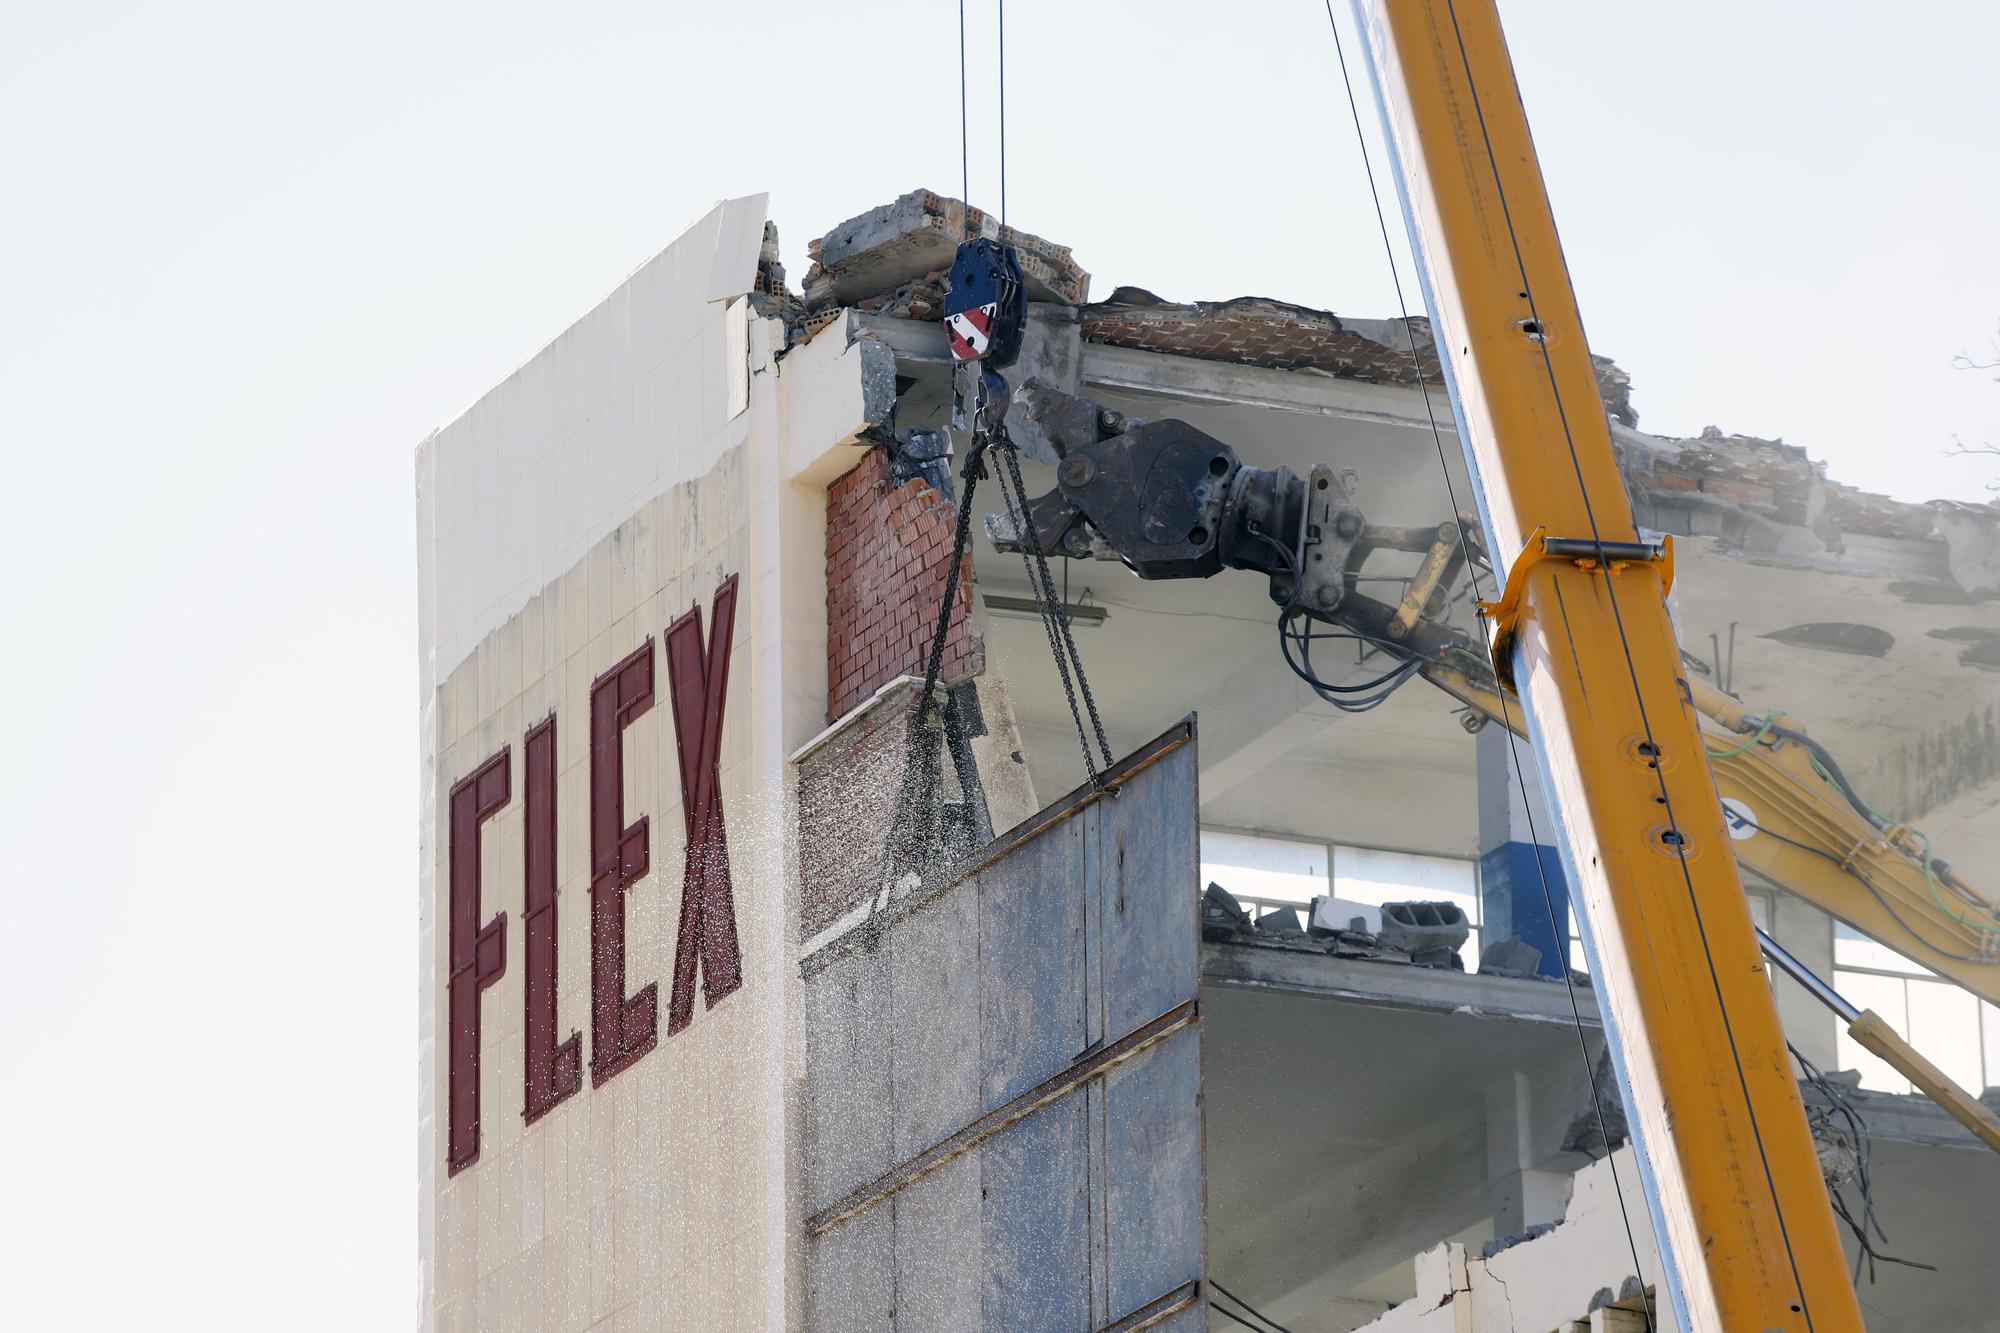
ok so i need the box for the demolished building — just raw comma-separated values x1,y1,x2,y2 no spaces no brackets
416,190,2000,1332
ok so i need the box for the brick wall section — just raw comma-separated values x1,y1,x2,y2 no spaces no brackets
826,446,981,723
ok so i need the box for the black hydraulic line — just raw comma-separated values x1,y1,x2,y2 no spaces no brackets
1772,726,1887,831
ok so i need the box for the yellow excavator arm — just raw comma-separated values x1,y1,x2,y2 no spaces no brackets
1424,657,2000,1155
1423,661,2000,1005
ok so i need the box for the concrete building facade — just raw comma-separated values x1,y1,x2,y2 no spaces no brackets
417,192,2000,1331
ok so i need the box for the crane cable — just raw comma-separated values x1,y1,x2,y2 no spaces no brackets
878,0,1111,897
958,0,971,225
1318,2,1658,1325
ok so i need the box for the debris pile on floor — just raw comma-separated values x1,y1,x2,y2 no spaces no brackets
1201,882,1477,972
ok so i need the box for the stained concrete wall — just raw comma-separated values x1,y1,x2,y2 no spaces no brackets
415,197,891,1332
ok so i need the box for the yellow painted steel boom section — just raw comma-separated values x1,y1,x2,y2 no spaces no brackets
1354,1,1870,1328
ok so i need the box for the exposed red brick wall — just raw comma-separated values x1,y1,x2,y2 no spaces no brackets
826,447,981,723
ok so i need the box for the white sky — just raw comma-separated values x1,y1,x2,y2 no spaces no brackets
3,2,1995,1327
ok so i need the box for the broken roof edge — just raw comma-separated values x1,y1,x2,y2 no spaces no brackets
792,189,1999,591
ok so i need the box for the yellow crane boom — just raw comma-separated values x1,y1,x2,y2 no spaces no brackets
1356,0,1869,1325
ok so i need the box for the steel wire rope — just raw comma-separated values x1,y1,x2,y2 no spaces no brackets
873,439,993,901
997,0,1008,226
1318,1,1658,1322
1209,1280,1295,1332
1434,0,1820,1320
958,0,971,233
1207,1301,1273,1332
991,433,1116,777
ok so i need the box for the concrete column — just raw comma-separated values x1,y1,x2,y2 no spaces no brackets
1485,1071,1571,1236
1766,890,1839,1072
1477,725,1571,978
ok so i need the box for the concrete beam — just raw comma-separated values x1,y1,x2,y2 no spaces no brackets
775,311,897,490
803,190,1089,308
1203,940,1602,1028
1080,340,1455,430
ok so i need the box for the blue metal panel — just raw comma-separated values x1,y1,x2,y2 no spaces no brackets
801,721,1206,1332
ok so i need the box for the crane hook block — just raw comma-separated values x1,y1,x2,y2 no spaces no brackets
945,238,1026,368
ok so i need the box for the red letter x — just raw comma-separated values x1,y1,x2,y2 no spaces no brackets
665,575,744,1034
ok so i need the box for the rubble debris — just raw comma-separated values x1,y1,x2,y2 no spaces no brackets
1204,884,1479,970
1481,1221,1557,1260
803,189,1089,311
1560,1053,1630,1159
1620,425,1971,580
1309,895,1384,938
806,189,1988,600
1761,621,1895,657
999,305,1083,465
748,220,806,328
1079,286,1639,425
1326,930,1403,962
1202,882,1255,940
1477,936,1545,979
1253,904,1307,937
884,427,954,500
1623,426,1841,549
1377,900,1471,956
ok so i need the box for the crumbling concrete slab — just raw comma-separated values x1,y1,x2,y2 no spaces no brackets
804,189,1090,310
1001,302,1082,465
1350,1147,1672,1333
1079,285,1638,426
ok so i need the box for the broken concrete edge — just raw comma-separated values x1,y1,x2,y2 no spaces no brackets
769,188,1999,590
1202,938,1604,1030
1351,1149,1660,1333
1080,284,1638,429
803,188,1089,310
788,673,927,767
